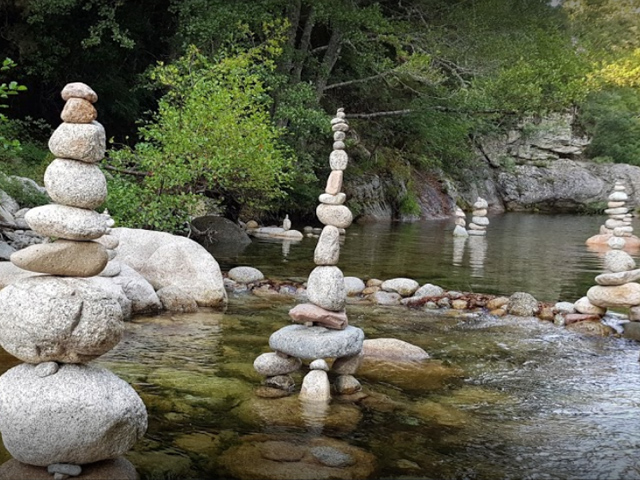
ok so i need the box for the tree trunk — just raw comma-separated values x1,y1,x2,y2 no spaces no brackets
292,6,315,83
315,26,343,100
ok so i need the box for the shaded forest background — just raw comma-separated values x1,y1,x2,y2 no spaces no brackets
2,0,640,232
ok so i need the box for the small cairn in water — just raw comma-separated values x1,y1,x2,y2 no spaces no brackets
467,197,489,236
254,108,365,401
587,181,640,249
452,206,468,237
282,214,291,231
0,83,146,478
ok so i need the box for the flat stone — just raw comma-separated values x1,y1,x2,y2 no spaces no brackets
473,198,488,209
614,226,633,236
604,250,636,273
605,207,629,215
325,170,343,195
333,141,346,150
332,123,349,132
331,117,347,125
44,159,107,209
334,375,362,395
574,296,606,315
94,234,119,250
330,150,348,170
254,352,302,376
306,266,346,311
316,204,353,229
300,369,331,402
369,291,402,305
48,121,106,163
471,216,490,226
269,325,364,360
25,204,108,240
381,277,419,296
344,276,365,296
588,283,640,307
310,359,329,371
228,266,264,283
472,209,487,216
61,82,98,103
314,226,340,265
0,364,146,466
318,192,346,205
554,301,575,314
630,306,640,321
468,227,486,235
289,303,348,330
605,219,626,229
363,338,429,361
11,240,108,277
332,353,363,375
61,97,97,123
596,269,640,286
608,201,626,208
0,276,124,363
608,191,628,202
334,131,346,141
48,464,82,476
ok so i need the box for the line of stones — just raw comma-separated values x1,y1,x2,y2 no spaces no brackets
253,109,365,401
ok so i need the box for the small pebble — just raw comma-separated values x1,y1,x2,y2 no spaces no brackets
35,362,59,378
310,446,355,467
48,463,82,476
309,359,329,371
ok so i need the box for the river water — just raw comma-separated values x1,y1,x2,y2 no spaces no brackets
2,213,640,479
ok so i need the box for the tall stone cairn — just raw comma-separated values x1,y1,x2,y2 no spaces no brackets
467,197,489,236
452,206,468,237
600,181,634,238
0,83,145,478
253,109,365,401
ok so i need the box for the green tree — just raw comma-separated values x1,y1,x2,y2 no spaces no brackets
0,58,27,151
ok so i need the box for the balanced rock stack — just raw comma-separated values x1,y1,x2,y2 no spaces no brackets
254,109,365,401
587,181,640,248
467,197,489,236
0,83,146,478
452,206,468,237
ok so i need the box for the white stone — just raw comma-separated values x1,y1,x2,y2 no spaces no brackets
363,338,430,361
468,222,486,230
452,225,468,237
269,325,364,359
554,301,575,314
48,121,106,163
0,363,146,466
314,226,340,266
414,283,445,298
608,236,626,250
330,150,349,170
381,278,419,296
467,229,486,236
334,131,346,141
306,266,346,311
605,219,626,229
300,370,331,402
608,201,626,208
595,269,640,286
333,141,346,150
454,218,466,226
605,207,629,215
332,123,349,132
319,192,346,205
253,352,302,376
0,276,124,363
471,216,490,226
603,250,636,273
473,198,488,209
574,296,606,315
25,204,108,240
587,283,640,308
316,204,353,229
614,184,626,191
608,191,628,202
309,359,330,371
344,276,365,296
228,266,264,283
106,263,162,314
614,226,633,236
472,209,487,216
61,82,98,103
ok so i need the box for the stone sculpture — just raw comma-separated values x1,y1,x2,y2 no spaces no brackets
467,197,489,236
0,83,145,479
586,181,640,249
453,206,468,237
254,108,365,401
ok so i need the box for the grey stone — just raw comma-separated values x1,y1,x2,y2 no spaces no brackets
157,285,198,313
608,236,626,250
332,353,363,375
554,301,575,314
0,242,16,261
269,325,364,360
0,189,19,214
330,117,347,125
254,352,302,376
333,141,346,150
228,266,264,284
99,261,122,277
10,240,108,277
605,219,626,229
0,205,15,225
314,226,340,265
0,363,146,466
44,159,107,209
369,291,402,305
0,276,124,363
471,216,490,226
48,464,82,476
609,191,628,202
506,292,539,316
316,204,353,229
381,278,419,296
604,250,636,273
310,359,330,371
605,207,629,215
61,82,98,103
25,204,108,240
94,234,119,250
596,269,640,286
300,369,331,402
472,209,488,216
363,338,430,361
334,131,346,141
414,283,445,298
306,266,346,311
83,276,132,320
473,198,488,209
334,375,362,395
318,192,346,205
453,225,468,237
264,375,294,391
330,150,349,170
34,362,59,378
111,227,227,307
344,276,365,296
48,121,106,163
310,446,355,467
94,263,160,314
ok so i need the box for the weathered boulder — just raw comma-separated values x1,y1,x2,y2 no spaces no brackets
44,159,106,209
60,97,98,123
603,250,636,273
506,292,539,316
10,240,108,277
269,325,364,360
573,296,606,315
61,82,98,103
0,363,147,466
190,215,251,257
414,283,445,298
111,227,227,307
316,204,353,229
0,276,124,363
156,285,198,313
306,266,346,311
105,263,161,313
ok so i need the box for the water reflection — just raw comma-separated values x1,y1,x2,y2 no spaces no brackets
468,235,487,277
452,236,466,266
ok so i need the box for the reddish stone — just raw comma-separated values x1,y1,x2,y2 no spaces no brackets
564,313,602,325
289,303,348,330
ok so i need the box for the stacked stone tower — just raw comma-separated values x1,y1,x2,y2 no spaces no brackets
601,182,634,237
468,197,489,236
254,109,365,401
453,206,468,237
0,83,146,478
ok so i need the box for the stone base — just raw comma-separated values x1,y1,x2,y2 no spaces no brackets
0,458,137,480
586,233,640,251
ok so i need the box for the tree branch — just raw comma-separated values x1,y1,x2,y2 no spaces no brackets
324,70,393,91
315,27,343,99
103,165,152,177
292,6,315,82
348,109,413,119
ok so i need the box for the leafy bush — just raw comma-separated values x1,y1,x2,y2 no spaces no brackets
0,172,49,208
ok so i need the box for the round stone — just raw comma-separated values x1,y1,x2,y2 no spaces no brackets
60,97,98,124
614,226,633,236
381,278,420,296
25,204,108,240
310,359,329,371
44,159,107,209
344,276,365,296
332,123,349,132
334,375,362,395
330,150,349,170
595,269,640,286
307,266,347,311
61,82,98,103
471,216,490,226
0,276,124,363
608,191,628,202
48,121,106,163
10,240,108,277
473,198,488,209
254,352,302,376
314,226,340,266
587,283,640,308
604,250,636,273
319,192,346,205
269,325,364,360
334,131,346,141
333,141,346,150
300,369,331,402
316,204,353,229
0,363,146,466
608,236,626,250
472,209,487,216
228,266,264,284
574,296,606,315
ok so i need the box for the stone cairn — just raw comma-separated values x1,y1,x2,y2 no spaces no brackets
468,197,489,236
0,83,146,478
254,108,365,402
601,182,634,238
452,206,468,237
